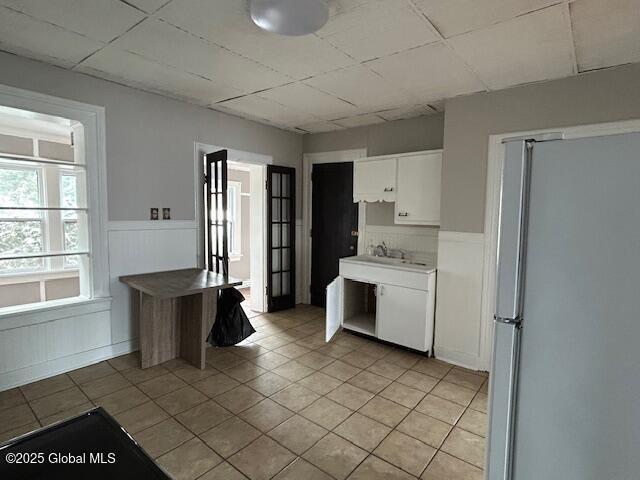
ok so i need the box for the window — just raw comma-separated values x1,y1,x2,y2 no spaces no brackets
227,181,242,256
0,123,90,309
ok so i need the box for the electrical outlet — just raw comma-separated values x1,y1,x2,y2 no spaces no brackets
162,208,171,220
150,207,159,220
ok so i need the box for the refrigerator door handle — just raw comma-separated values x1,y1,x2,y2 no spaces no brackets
495,140,532,321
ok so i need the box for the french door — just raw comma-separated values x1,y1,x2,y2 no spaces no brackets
205,150,228,275
267,165,295,311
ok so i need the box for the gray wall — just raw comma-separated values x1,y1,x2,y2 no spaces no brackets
0,52,303,221
303,114,444,156
442,62,640,233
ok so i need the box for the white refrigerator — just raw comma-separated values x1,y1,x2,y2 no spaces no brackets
487,133,640,479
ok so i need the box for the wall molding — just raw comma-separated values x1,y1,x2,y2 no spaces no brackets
434,230,486,371
107,220,198,231
0,339,136,391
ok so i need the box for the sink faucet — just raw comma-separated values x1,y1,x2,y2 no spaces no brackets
373,241,388,257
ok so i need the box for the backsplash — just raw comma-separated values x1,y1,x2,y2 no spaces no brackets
361,224,439,265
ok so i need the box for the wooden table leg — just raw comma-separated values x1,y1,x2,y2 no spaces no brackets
139,292,179,369
180,290,217,369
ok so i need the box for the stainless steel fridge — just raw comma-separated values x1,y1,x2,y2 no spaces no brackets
487,132,640,480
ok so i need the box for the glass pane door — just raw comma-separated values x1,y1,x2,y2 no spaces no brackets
205,150,228,276
267,165,295,311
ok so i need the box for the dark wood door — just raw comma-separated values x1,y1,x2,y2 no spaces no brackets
310,162,358,307
205,150,228,276
267,165,296,312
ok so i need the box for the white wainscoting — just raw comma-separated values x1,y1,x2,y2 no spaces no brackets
362,225,438,264
434,231,486,371
108,221,198,345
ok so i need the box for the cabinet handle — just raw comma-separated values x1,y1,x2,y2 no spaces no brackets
398,212,409,217
383,187,394,192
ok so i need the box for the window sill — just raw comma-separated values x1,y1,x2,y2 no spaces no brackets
0,296,112,330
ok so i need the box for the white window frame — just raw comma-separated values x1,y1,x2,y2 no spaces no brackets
0,162,47,274
0,83,110,318
59,170,79,269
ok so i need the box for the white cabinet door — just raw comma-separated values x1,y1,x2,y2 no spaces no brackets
377,283,429,351
353,158,396,202
326,276,343,342
395,152,441,225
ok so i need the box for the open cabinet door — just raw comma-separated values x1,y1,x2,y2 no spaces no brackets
205,150,229,275
325,276,343,342
267,165,295,311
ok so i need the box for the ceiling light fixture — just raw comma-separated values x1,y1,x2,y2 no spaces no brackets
250,0,329,36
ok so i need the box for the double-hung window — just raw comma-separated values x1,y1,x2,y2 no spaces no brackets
0,117,90,309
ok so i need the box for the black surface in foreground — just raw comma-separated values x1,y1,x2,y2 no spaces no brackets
0,407,170,479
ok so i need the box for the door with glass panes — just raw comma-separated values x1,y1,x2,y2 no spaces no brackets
267,165,295,311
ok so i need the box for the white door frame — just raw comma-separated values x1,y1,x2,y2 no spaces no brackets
194,142,272,313
480,118,640,371
302,148,367,304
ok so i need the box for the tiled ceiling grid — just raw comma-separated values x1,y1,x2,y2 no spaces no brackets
0,0,638,133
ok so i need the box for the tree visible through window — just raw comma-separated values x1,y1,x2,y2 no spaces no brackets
0,166,44,272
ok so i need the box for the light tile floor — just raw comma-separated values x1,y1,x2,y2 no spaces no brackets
0,304,488,480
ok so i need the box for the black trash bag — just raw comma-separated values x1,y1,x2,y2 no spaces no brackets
207,288,256,347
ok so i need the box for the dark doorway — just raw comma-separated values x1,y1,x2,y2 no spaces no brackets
310,162,358,307
267,165,296,312
205,150,228,275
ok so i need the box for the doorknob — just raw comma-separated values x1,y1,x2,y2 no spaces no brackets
349,245,355,251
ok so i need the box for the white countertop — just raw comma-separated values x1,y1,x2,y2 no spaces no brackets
340,255,437,274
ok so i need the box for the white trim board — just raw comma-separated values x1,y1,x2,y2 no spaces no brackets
434,231,485,370
302,149,367,304
480,118,640,371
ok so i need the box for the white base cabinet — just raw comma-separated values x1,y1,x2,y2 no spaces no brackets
326,258,436,353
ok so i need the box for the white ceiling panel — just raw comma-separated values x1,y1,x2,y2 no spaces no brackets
258,83,360,120
77,47,242,106
0,7,104,68
318,0,439,61
157,0,354,79
333,113,386,128
367,43,485,101
376,105,437,121
126,0,169,14
304,65,414,111
571,0,640,72
414,0,558,38
111,19,291,94
296,120,344,133
448,5,575,90
216,95,315,127
0,0,145,43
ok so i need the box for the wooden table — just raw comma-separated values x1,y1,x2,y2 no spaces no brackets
120,268,242,369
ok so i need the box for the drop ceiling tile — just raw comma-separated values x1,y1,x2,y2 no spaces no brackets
413,0,558,38
0,0,146,43
375,105,437,121
448,5,575,90
77,47,242,105
217,95,315,127
367,43,485,101
111,19,291,94
333,113,386,128
318,0,438,61
304,65,413,111
126,0,170,14
157,0,354,79
0,7,104,68
258,83,360,120
296,120,344,133
571,0,640,72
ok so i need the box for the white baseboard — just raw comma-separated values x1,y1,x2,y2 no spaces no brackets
435,345,483,372
0,339,138,391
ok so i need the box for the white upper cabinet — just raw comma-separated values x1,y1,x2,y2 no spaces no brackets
353,157,397,202
395,151,442,225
